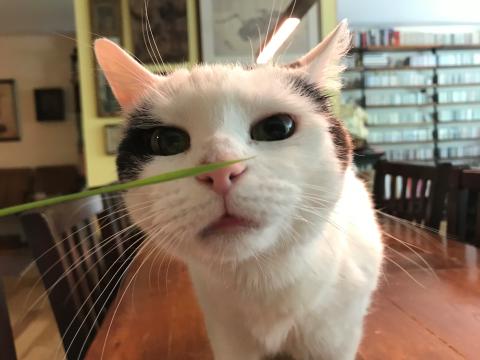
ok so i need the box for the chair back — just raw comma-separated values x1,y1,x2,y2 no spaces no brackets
20,195,141,359
448,169,480,246
373,161,452,229
0,281,16,360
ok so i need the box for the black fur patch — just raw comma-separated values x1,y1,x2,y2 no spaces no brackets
289,76,352,169
116,107,156,181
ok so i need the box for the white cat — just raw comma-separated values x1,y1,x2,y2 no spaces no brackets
94,20,383,360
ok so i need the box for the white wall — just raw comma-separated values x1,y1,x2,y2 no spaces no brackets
338,0,480,26
0,35,79,168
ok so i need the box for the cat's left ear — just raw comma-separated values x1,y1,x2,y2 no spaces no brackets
94,38,159,111
286,19,351,91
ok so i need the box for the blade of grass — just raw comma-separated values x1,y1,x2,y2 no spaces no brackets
0,158,251,217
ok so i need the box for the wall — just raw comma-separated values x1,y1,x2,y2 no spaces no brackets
74,0,336,187
338,0,480,26
0,35,79,168
74,0,200,187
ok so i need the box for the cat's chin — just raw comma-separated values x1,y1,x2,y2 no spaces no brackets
199,213,259,239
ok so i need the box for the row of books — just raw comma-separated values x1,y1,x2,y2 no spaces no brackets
437,52,480,66
367,108,432,124
438,107,480,121
348,52,480,70
365,91,432,106
364,71,433,87
352,28,480,48
437,89,480,103
368,128,433,143
438,71,480,84
438,126,480,140
439,145,480,158
382,147,434,161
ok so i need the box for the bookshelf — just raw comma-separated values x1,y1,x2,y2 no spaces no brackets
342,44,480,166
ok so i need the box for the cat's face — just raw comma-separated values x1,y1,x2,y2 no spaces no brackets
95,21,352,264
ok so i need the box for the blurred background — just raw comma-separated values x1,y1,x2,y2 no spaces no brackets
0,1,479,359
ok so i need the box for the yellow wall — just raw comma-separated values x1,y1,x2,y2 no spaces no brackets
74,0,199,187
320,0,338,37
75,0,336,187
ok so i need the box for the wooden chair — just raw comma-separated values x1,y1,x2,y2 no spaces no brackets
373,161,452,229
20,195,142,359
0,281,17,360
447,169,480,246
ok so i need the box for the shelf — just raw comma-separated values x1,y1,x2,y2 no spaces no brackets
345,64,480,72
365,103,435,109
368,122,433,128
351,45,480,52
369,140,434,146
439,155,480,161
436,83,480,88
346,83,480,91
438,137,480,143
364,84,433,90
437,101,480,106
438,119,480,125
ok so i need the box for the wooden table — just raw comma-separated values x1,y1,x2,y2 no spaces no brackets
87,217,480,360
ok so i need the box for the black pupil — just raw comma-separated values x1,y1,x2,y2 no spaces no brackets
150,127,190,155
251,114,295,141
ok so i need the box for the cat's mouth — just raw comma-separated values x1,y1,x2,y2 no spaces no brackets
200,213,258,238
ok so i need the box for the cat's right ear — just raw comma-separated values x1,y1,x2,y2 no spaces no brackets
94,38,159,111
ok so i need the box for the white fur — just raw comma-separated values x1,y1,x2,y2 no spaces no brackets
95,20,384,359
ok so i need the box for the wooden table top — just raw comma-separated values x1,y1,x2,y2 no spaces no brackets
87,216,480,360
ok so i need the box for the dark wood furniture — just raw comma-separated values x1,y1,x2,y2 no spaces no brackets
20,195,141,360
373,160,452,229
0,281,17,360
448,169,480,246
33,165,82,197
0,168,33,208
86,215,480,360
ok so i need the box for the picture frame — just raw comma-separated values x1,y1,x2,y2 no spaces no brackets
90,0,123,117
199,0,320,64
104,124,123,155
129,0,191,65
0,79,20,141
34,88,65,122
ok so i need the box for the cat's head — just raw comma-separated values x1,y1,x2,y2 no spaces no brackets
94,21,352,265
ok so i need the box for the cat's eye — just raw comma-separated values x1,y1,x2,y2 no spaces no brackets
250,114,295,141
149,127,190,156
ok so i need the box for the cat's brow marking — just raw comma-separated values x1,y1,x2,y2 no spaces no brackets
289,76,352,168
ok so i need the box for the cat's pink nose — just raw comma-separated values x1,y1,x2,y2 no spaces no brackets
196,163,246,195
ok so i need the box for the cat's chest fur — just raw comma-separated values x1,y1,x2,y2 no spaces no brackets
188,170,383,359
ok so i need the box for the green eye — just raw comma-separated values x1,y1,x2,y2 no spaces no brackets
149,127,190,156
250,114,295,141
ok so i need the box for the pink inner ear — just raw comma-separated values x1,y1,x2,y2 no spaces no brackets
94,38,158,111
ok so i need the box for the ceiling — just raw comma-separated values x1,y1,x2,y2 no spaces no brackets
0,0,75,35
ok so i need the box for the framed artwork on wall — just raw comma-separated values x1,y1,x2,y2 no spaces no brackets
90,0,123,117
129,0,190,64
199,0,320,64
0,79,20,141
34,88,65,122
128,0,200,74
104,124,123,155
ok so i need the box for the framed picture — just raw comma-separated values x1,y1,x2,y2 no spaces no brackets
129,0,192,65
34,88,65,121
0,79,20,141
90,0,123,117
199,0,320,64
104,124,123,154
